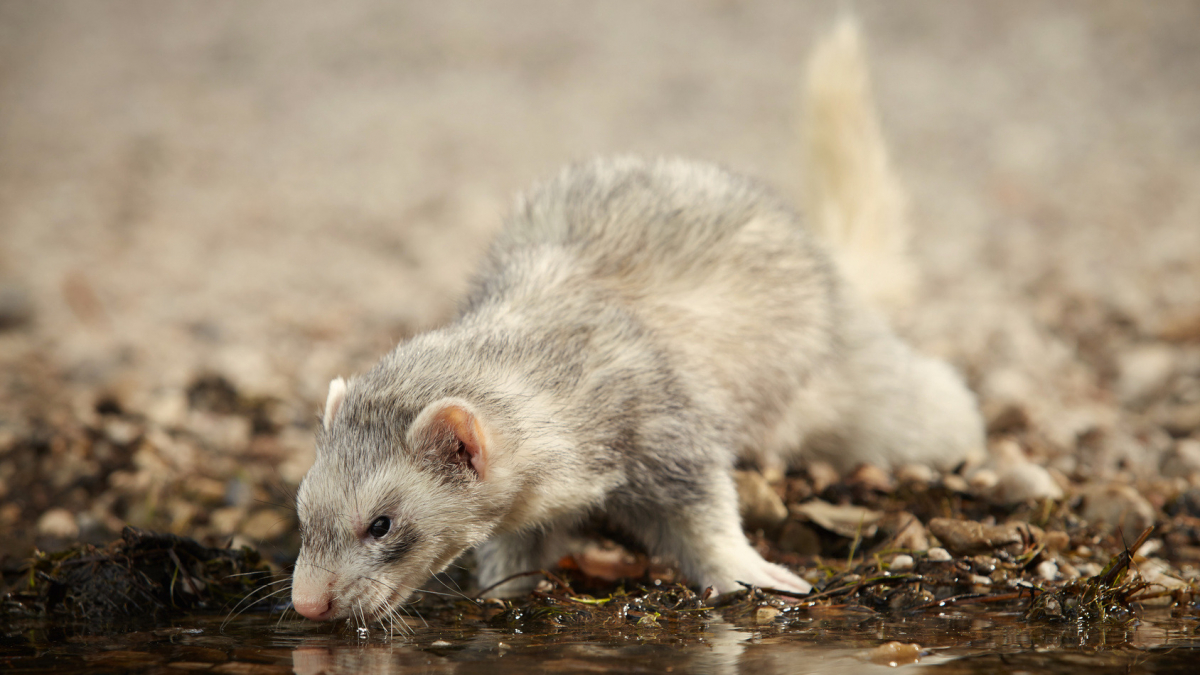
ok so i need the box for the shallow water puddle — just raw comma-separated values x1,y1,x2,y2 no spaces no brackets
4,607,1198,674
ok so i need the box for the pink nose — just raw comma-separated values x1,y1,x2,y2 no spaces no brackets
292,590,335,621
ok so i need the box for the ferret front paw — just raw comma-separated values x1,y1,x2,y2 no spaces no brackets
738,560,812,595
701,554,812,597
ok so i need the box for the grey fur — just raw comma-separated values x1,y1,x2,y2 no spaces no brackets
290,156,984,621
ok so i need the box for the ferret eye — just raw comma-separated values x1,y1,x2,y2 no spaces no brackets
368,516,391,538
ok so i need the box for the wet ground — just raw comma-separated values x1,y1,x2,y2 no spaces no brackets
4,604,1199,674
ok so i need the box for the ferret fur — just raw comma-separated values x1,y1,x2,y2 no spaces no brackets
291,19,985,623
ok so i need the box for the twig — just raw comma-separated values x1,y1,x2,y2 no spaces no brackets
473,568,572,599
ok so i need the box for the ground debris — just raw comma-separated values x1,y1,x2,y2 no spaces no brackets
1024,526,1155,625
3,526,276,620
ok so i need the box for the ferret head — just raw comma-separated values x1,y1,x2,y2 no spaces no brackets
290,375,511,624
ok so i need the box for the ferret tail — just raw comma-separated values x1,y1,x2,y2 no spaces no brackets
803,17,916,310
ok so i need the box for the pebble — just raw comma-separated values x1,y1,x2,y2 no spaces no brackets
889,554,914,571
37,508,79,539
1116,344,1176,404
1160,402,1200,437
1079,484,1156,536
988,462,1064,504
1036,560,1059,581
755,606,781,624
895,463,935,485
430,640,452,648
1161,439,1200,479
942,474,970,494
104,418,143,447
844,463,894,492
967,468,999,492
866,641,922,667
878,512,929,551
926,547,952,562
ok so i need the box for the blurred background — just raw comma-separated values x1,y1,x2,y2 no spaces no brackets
0,1,1197,562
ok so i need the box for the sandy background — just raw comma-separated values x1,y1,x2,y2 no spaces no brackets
0,1,1198,558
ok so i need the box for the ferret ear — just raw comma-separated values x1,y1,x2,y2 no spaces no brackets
408,398,490,480
323,377,347,429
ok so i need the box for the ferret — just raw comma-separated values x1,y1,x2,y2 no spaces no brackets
290,20,984,623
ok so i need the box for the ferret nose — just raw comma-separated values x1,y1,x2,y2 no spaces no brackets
292,590,335,621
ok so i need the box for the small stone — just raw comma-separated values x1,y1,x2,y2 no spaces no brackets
734,470,788,532
1041,531,1069,552
1036,560,1059,581
845,463,894,492
1116,344,1176,404
968,468,999,492
755,606,780,624
1160,402,1200,437
926,547,952,562
37,508,79,539
1162,439,1200,479
104,419,143,446
988,462,1064,504
878,512,929,551
1079,484,1156,536
889,554,914,571
895,463,935,485
866,641,922,667
984,402,1030,435
969,574,992,587
970,556,998,575
430,640,452,648
942,474,970,494
146,388,189,428
1136,558,1189,591
1135,538,1162,558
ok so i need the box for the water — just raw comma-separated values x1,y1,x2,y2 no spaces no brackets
4,605,1198,674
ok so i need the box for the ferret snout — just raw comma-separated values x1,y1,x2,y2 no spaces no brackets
292,592,335,621
292,570,337,621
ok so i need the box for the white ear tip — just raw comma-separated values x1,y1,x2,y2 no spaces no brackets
324,377,347,427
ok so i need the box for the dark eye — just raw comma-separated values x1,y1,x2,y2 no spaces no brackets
368,516,391,539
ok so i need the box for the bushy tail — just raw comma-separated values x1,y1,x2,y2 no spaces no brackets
803,18,916,310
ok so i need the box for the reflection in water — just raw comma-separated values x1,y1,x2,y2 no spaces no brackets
2,606,1197,674
288,617,913,675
